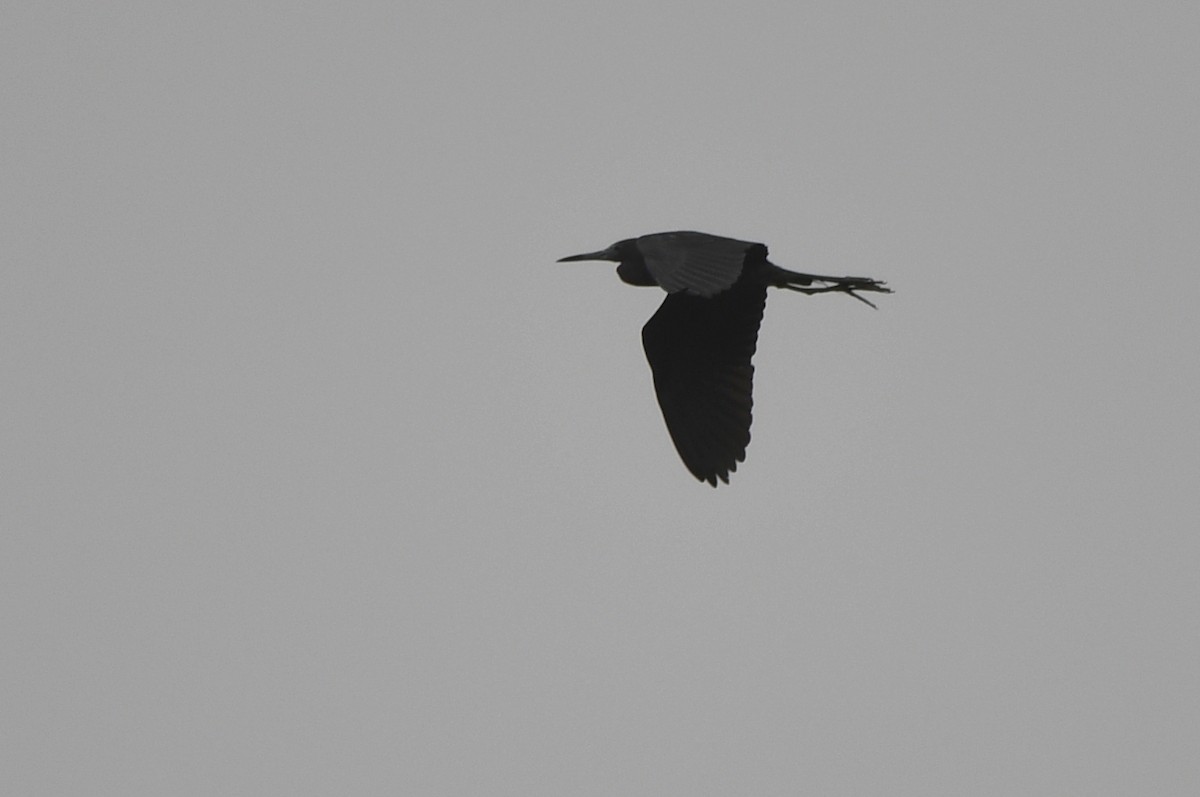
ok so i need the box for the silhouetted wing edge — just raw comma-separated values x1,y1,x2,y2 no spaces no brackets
641,285,766,485
637,232,761,298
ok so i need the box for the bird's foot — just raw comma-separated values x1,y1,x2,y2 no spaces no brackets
782,278,892,309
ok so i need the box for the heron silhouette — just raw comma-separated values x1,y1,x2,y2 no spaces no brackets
559,231,891,486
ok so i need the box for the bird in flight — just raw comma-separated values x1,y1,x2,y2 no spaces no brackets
559,230,891,486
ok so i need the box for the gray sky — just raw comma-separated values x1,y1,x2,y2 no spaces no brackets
4,1,1199,794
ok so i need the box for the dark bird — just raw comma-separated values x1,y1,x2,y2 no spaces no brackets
559,230,891,486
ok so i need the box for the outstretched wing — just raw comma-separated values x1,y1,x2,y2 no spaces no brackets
636,231,765,298
641,279,768,486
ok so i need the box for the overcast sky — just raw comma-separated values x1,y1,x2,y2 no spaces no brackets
3,2,1199,795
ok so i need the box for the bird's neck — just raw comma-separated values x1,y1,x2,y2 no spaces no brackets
617,258,658,287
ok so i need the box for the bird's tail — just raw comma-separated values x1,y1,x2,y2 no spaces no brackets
767,265,893,309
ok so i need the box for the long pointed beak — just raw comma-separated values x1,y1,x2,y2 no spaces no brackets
557,248,612,262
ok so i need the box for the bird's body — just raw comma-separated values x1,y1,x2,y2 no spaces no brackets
559,231,890,486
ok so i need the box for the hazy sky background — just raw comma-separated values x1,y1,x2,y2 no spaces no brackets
3,2,1198,794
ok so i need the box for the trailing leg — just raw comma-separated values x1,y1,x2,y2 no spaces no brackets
767,265,893,309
